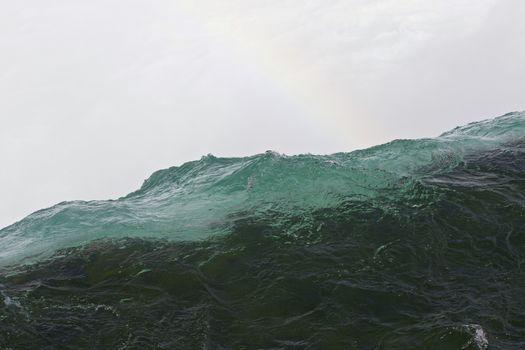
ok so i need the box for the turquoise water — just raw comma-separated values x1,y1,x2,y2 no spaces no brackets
1,112,524,349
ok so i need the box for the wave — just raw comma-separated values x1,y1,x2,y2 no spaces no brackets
1,112,523,267
0,112,524,349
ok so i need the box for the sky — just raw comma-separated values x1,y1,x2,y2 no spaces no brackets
1,0,524,229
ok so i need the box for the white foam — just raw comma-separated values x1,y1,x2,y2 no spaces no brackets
463,324,488,350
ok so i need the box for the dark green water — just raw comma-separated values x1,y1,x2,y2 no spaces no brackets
1,112,524,349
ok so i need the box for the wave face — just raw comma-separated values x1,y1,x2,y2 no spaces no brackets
1,112,524,349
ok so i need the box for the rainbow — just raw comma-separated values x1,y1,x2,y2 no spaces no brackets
169,1,383,150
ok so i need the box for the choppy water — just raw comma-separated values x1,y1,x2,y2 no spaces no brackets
1,112,524,349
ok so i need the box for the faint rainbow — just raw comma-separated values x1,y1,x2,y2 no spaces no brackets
172,1,381,151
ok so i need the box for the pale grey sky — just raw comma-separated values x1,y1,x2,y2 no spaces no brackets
1,0,524,228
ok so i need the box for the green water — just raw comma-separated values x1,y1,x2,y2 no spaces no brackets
1,112,524,349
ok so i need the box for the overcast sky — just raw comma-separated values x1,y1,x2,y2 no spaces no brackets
1,0,524,228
